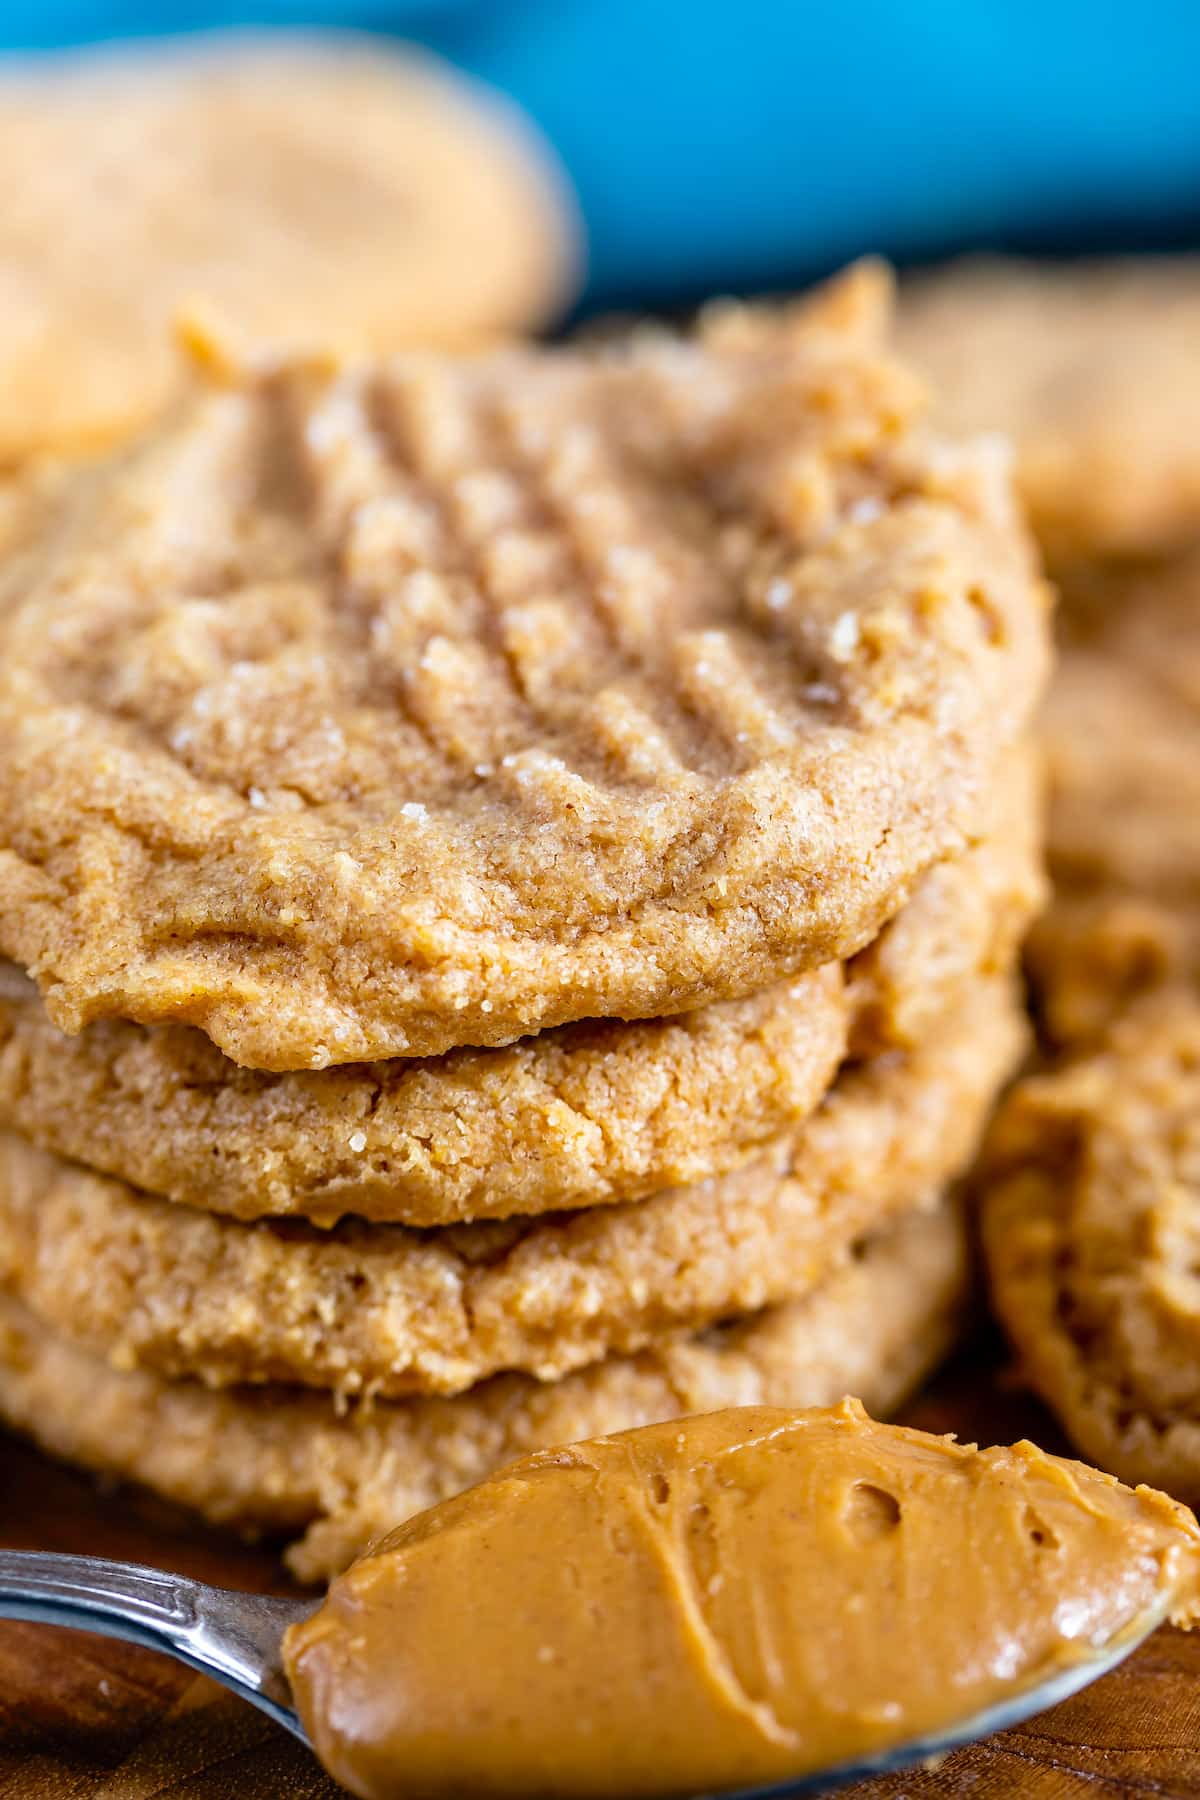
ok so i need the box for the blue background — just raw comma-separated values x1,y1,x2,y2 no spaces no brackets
3,0,1199,309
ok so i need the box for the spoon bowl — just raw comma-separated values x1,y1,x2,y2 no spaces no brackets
0,1547,1169,1795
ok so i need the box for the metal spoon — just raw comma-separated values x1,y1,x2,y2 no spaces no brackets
0,1547,1170,1795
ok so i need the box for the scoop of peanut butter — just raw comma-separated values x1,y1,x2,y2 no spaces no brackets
283,1398,1200,1800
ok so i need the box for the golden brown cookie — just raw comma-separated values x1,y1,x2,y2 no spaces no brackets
897,257,1200,564
0,749,1040,1226
0,33,577,464
0,960,846,1231
982,992,1200,1501
0,1197,969,1582
1029,552,1200,1044
0,285,1049,1070
0,976,1022,1398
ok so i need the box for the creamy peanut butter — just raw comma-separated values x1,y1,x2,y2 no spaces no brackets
283,1399,1200,1799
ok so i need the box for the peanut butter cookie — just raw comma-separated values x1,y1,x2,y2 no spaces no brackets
983,993,1200,1502
0,33,577,464
0,960,846,1231
0,977,1023,1397
0,750,1040,1225
1029,551,1200,1044
0,286,1049,1069
0,1198,968,1583
897,257,1200,564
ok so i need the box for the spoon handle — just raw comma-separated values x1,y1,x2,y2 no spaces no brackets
0,1549,312,1739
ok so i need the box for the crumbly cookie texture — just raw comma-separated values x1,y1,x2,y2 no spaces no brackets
0,976,1023,1398
0,275,1049,1069
897,257,1200,565
1029,551,1200,1045
0,749,1040,1225
0,33,577,464
0,1198,969,1583
983,993,1200,1501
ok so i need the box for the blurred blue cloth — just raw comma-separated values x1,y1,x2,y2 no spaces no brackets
3,0,1200,308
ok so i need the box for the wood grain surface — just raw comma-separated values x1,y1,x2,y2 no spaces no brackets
2,1339,1199,1799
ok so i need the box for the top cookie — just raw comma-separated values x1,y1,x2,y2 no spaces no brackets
0,279,1048,1068
0,33,577,464
897,257,1200,565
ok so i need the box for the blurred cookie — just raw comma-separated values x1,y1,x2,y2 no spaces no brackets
0,977,1023,1397
0,1197,969,1583
0,32,578,463
1030,551,1200,1043
0,749,1040,1226
0,286,1049,1069
983,992,1200,1501
897,257,1200,564
1029,893,1200,1050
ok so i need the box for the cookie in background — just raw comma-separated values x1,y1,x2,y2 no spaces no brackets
983,990,1200,1505
924,260,1200,1498
1028,550,1200,1045
0,31,580,466
897,258,1200,571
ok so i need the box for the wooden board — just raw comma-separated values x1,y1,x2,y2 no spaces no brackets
3,1339,1200,1799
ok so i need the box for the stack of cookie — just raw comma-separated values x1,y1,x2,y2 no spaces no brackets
0,271,1049,1580
902,258,1200,1502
